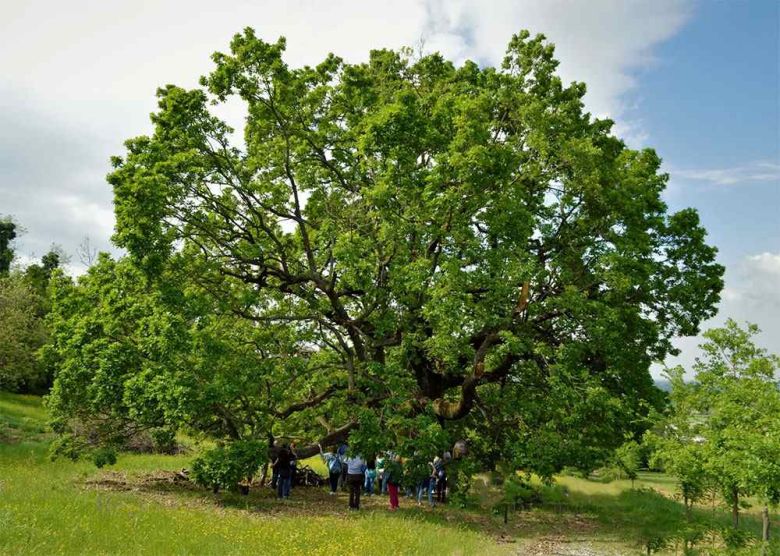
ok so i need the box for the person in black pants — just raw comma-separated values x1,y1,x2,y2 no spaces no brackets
343,454,366,510
434,456,447,504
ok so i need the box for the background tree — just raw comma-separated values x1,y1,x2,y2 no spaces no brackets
0,218,17,275
0,229,64,393
646,370,710,518
24,246,67,313
649,320,780,536
0,274,48,392
615,440,642,488
51,28,723,474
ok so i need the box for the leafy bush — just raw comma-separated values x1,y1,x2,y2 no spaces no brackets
191,440,266,493
501,475,542,510
92,446,118,468
720,527,755,551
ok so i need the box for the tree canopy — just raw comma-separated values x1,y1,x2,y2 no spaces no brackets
0,219,17,275
47,29,723,475
648,320,780,528
0,235,64,393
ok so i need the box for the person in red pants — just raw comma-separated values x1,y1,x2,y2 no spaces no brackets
385,454,404,510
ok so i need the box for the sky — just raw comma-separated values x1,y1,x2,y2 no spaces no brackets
1,0,778,374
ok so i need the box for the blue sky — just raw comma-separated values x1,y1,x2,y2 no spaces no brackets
1,0,778,372
637,1,779,371
644,0,779,264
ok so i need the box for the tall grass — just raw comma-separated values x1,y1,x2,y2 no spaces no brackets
0,393,505,555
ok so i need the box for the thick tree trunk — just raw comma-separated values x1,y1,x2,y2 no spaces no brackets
731,487,740,529
763,505,770,542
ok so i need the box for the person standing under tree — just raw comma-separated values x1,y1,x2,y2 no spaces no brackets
434,455,447,504
318,443,342,495
289,442,298,489
376,452,386,494
344,453,366,510
272,444,292,500
385,454,403,511
337,443,349,491
364,455,377,496
269,440,280,490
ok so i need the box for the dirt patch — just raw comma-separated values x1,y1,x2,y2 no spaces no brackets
517,537,617,556
83,469,197,493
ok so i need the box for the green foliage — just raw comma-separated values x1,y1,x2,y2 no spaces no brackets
0,274,49,392
0,218,16,275
190,440,267,492
23,247,66,313
92,446,118,468
720,526,754,550
52,28,722,475
346,409,383,457
500,475,541,510
648,320,780,526
614,440,642,485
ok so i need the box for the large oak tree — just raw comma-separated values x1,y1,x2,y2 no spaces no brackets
49,29,723,471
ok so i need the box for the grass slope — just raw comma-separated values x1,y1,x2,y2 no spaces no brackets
0,393,506,555
1,392,777,555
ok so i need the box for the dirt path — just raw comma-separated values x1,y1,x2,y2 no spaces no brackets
517,537,623,555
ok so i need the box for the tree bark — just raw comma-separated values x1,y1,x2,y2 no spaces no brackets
292,421,357,459
763,505,770,543
731,487,740,529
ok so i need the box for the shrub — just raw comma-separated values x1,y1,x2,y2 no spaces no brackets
191,439,266,493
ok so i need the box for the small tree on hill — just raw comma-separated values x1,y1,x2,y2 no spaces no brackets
649,320,780,533
615,440,642,488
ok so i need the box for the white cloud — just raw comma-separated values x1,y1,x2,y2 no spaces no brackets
747,252,780,274
420,0,692,139
672,161,780,186
1,0,693,271
662,252,780,377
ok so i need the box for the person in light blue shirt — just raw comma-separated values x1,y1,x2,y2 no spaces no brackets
344,454,366,510
318,443,342,495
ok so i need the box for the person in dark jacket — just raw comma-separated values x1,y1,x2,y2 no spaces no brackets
272,445,292,499
434,455,447,503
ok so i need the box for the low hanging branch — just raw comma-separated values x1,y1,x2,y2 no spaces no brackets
273,384,342,419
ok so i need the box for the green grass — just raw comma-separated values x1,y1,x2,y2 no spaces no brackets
0,391,49,442
0,392,507,556
1,391,777,555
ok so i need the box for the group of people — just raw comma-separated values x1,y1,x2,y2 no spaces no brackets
268,441,452,511
318,443,450,511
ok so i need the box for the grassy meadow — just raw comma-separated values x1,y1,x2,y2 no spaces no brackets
1,391,777,555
